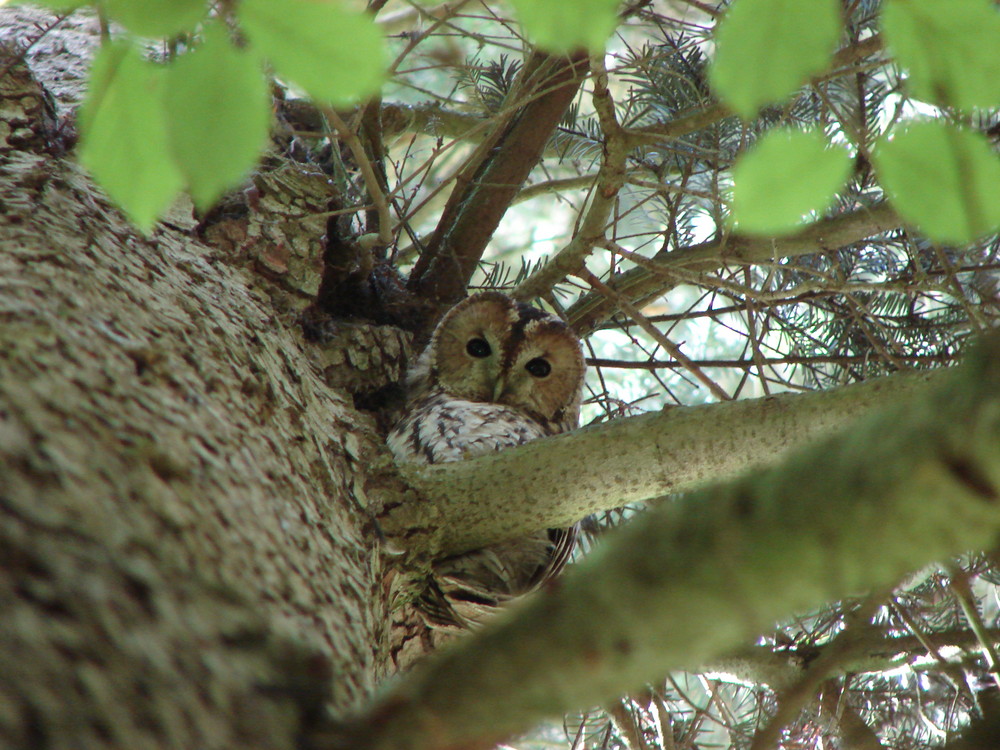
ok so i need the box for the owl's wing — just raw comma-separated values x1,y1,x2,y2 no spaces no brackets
386,394,578,650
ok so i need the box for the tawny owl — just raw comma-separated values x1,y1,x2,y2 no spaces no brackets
387,291,585,635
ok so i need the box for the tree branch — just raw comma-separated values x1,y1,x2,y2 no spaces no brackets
330,330,1000,750
567,202,901,336
706,627,1000,693
406,49,589,315
381,364,941,558
512,53,627,301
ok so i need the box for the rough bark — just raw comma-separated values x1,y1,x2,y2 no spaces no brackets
0,10,392,746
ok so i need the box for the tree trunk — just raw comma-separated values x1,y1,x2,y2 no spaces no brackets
1,10,392,746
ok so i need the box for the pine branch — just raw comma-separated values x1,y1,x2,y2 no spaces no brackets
567,202,901,336
512,54,627,302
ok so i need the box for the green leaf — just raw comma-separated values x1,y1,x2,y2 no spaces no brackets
238,0,384,105
101,0,206,37
731,128,852,235
874,122,1000,244
78,41,183,232
163,22,271,210
710,0,842,118
509,0,619,53
882,0,1000,111
12,0,88,10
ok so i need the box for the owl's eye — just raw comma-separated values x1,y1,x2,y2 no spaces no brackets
525,357,551,378
466,338,492,358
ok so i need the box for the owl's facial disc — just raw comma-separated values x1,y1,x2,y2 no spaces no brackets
497,322,584,421
429,294,517,402
420,292,583,428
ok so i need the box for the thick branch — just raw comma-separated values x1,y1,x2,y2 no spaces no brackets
567,202,901,336
407,50,589,312
381,365,941,557
332,331,1000,750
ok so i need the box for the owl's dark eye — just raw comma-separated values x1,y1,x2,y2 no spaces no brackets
466,338,491,358
525,357,551,378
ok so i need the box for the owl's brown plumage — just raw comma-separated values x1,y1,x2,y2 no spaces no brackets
392,291,584,445
386,292,584,653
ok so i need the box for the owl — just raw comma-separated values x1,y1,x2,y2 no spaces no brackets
387,291,585,636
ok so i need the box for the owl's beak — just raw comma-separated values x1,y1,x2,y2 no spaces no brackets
492,378,506,402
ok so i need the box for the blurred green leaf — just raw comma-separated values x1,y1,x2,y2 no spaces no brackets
710,0,842,118
875,122,1000,243
732,127,852,235
103,0,206,37
882,0,1000,111
238,0,384,105
78,41,183,232
163,22,271,209
11,0,89,10
509,0,619,53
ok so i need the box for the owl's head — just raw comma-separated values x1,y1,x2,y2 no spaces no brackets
418,291,585,431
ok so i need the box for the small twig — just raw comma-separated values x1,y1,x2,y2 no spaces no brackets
0,13,69,82
945,562,1000,694
512,173,600,204
586,352,957,370
623,34,885,149
324,107,394,247
673,0,721,17
749,597,884,750
384,0,477,77
577,267,732,401
307,204,375,220
742,267,771,395
566,202,902,336
820,681,888,750
606,699,655,750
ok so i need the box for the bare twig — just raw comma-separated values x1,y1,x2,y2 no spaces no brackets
577,266,732,401
749,598,885,750
586,353,957,370
324,107,394,247
513,53,629,301
567,202,901,336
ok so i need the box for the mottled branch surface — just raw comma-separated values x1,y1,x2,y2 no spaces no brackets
382,366,941,557
332,331,1000,750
